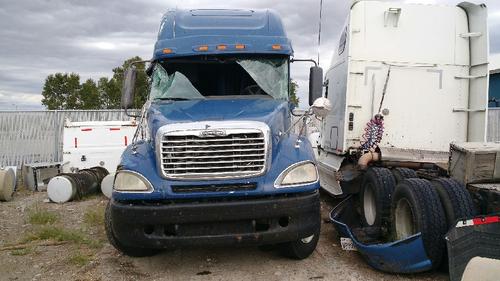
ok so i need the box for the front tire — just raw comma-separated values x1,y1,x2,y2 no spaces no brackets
105,201,160,257
281,226,320,260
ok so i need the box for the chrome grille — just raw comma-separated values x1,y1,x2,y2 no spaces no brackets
159,126,268,179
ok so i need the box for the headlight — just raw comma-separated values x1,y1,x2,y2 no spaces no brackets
274,161,318,188
113,171,152,192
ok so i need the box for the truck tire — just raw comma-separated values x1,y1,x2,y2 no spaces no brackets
105,202,159,257
281,226,320,260
391,178,447,268
391,167,417,184
431,178,477,227
360,167,396,228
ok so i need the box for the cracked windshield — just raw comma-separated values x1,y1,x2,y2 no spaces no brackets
149,57,289,100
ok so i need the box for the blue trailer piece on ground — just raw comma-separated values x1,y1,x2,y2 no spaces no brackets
105,9,323,259
330,196,433,273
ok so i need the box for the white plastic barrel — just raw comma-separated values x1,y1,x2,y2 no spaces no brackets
0,168,16,201
47,176,77,203
100,173,115,199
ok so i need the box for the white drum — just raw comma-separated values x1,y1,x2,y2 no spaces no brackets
47,176,76,203
100,173,115,199
0,168,15,201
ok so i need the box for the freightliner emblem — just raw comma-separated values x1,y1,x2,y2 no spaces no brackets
199,129,227,138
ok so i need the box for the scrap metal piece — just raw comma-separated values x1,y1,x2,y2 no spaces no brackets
330,196,433,273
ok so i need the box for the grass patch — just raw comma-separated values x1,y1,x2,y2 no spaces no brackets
23,226,86,244
83,205,105,228
68,252,91,267
10,247,33,256
23,225,104,249
28,208,58,225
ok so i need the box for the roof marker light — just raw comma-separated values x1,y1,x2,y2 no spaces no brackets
235,44,245,50
216,44,227,51
197,45,209,51
162,48,174,54
272,44,282,50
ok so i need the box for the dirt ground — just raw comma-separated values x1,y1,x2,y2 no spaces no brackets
0,190,447,281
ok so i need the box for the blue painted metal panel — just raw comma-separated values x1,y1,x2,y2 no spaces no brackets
329,196,433,274
489,73,500,107
113,99,319,201
153,9,293,60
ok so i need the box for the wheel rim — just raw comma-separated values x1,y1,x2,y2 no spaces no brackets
363,183,377,226
395,198,415,240
301,235,314,244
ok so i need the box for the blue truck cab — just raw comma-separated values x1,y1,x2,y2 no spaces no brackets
105,9,323,259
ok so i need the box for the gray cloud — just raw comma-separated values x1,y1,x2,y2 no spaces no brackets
0,0,498,110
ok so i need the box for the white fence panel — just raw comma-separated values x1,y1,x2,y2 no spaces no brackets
0,110,137,167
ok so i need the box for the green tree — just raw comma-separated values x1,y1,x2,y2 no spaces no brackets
289,80,299,107
96,77,110,109
41,57,150,110
41,73,81,110
102,56,148,109
97,77,120,109
79,79,100,109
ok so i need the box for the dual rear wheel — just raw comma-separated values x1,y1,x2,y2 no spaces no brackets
359,167,476,269
359,167,416,229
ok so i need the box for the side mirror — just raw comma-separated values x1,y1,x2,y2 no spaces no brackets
311,97,331,118
121,67,137,110
308,66,323,106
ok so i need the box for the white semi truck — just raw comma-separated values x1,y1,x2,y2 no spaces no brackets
312,1,500,278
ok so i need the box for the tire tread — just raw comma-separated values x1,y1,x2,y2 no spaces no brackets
392,168,418,184
432,178,477,227
392,178,447,268
360,167,396,227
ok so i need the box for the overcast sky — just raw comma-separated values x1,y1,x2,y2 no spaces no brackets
0,0,498,110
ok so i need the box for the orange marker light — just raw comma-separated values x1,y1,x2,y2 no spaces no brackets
198,45,209,51
272,44,282,50
235,44,245,50
162,48,173,54
216,44,227,51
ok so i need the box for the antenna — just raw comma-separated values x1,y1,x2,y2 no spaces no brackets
317,0,323,66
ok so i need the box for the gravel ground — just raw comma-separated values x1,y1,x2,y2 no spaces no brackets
0,190,447,281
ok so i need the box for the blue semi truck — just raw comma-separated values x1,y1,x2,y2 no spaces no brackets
104,9,324,259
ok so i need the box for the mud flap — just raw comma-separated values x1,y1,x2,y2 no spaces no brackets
446,216,500,281
329,196,433,273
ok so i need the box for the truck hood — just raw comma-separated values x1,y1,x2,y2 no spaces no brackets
147,98,291,141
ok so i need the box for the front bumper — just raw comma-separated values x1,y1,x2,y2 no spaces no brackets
110,191,320,249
